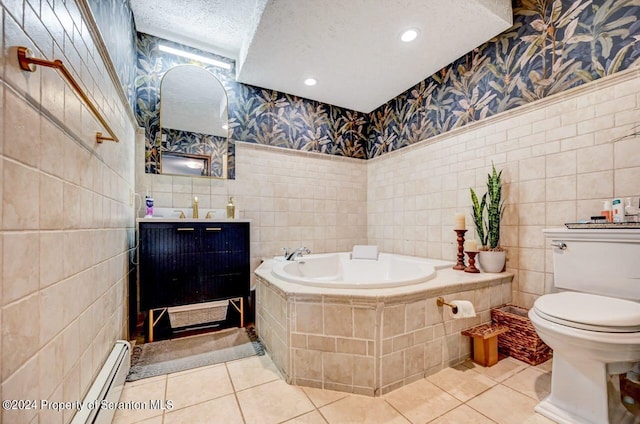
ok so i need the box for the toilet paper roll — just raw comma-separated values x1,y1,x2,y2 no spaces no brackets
448,300,476,319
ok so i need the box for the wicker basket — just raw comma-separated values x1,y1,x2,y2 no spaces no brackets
491,304,552,365
168,300,229,328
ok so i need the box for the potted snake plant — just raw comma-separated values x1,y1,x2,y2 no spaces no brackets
470,163,506,273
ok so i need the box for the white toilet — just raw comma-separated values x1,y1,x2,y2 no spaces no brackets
529,228,640,424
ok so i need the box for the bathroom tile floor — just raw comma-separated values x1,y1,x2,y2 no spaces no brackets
113,354,638,424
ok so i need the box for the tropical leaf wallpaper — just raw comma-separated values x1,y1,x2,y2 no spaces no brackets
86,0,137,110
135,33,237,178
102,0,637,169
135,32,369,179
229,84,368,158
159,130,229,178
367,0,640,157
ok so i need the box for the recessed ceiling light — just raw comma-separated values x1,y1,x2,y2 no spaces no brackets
304,78,317,86
401,28,419,43
158,44,232,70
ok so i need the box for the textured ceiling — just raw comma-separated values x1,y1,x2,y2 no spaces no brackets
130,0,264,59
130,0,512,113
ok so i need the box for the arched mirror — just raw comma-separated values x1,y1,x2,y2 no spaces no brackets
159,65,229,178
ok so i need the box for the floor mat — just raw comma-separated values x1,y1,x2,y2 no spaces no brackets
126,327,264,382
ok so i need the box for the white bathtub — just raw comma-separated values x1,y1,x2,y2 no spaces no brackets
270,252,453,288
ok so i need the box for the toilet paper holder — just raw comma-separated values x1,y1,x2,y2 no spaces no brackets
436,297,458,314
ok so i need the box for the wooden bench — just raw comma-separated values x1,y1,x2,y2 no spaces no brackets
461,323,510,367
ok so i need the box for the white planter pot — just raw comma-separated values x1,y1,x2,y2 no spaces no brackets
478,250,506,273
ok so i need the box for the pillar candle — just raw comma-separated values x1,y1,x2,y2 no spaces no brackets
454,213,466,230
464,239,478,252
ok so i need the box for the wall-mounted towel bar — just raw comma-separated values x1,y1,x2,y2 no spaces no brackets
17,46,119,144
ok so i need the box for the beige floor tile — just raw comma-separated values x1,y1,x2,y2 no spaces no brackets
112,380,166,424
384,379,461,423
164,394,244,424
128,417,164,424
302,386,349,408
237,379,315,423
426,365,496,402
284,410,328,423
466,385,555,424
609,375,640,424
319,395,410,424
428,404,495,423
166,363,234,410
502,367,551,401
610,402,640,424
124,374,167,388
226,354,282,391
463,357,529,382
535,358,553,373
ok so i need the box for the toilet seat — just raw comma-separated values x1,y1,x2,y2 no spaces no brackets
533,292,640,333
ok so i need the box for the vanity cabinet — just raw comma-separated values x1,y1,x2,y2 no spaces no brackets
138,221,250,335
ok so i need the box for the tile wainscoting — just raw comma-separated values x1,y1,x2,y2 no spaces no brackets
136,138,369,284
367,67,640,308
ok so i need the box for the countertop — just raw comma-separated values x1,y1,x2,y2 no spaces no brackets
136,218,252,223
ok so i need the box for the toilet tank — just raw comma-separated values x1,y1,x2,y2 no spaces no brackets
543,228,640,301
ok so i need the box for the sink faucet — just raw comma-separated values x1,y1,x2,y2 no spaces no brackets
193,196,199,218
285,246,311,261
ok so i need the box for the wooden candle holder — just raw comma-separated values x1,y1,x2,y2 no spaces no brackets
465,251,480,273
453,229,467,270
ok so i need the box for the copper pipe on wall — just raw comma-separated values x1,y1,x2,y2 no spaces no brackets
17,46,119,144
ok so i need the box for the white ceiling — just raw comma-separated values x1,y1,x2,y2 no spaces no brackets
130,0,512,113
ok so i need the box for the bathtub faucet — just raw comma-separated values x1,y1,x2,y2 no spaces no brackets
285,246,311,261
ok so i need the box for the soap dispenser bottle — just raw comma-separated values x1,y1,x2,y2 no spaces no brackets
226,197,235,219
145,195,154,218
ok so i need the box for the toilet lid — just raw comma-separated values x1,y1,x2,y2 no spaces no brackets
533,292,640,333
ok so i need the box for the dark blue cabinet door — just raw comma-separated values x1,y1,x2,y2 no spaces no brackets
200,223,250,299
139,222,250,310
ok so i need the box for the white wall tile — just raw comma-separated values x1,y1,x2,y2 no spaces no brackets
614,137,640,169
545,175,576,202
576,144,613,173
1,0,133,410
2,232,39,305
615,167,640,197
577,171,613,199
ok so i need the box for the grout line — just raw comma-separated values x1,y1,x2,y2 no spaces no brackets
383,397,415,423
223,363,248,424
161,374,168,424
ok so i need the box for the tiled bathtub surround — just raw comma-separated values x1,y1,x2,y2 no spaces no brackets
255,263,513,396
1,0,136,423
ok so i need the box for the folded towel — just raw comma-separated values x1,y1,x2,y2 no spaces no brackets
351,245,379,260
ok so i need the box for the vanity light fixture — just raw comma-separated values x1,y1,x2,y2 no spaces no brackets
186,161,204,169
158,44,232,70
304,78,317,86
400,28,419,42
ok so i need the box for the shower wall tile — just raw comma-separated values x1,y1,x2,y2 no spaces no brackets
1,0,136,421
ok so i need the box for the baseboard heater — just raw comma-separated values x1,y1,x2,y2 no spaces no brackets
71,340,131,424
